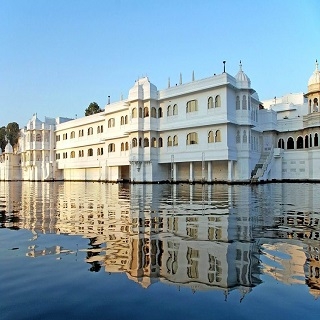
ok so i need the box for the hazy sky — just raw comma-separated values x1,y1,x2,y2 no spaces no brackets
1,0,320,127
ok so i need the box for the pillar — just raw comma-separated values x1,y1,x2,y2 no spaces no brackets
189,162,193,182
228,160,233,182
208,161,212,182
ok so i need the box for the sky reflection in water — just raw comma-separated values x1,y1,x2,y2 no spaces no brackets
0,181,319,320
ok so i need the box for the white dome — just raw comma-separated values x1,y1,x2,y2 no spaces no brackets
5,142,13,154
308,60,320,86
235,61,251,89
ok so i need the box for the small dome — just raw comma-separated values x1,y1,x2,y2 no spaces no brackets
308,60,320,86
5,142,13,154
235,61,251,89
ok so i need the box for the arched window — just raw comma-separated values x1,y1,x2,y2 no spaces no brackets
158,137,163,147
88,127,93,135
186,100,198,112
125,115,128,124
71,151,75,158
310,134,312,148
125,142,129,150
236,96,240,110
278,138,284,149
100,148,104,155
151,107,157,118
79,150,84,157
248,97,251,110
71,131,75,139
139,107,142,118
121,116,125,125
242,130,247,143
79,129,84,137
108,143,115,152
187,132,198,145
121,142,125,151
173,135,178,146
313,98,319,112
151,137,157,147
242,95,247,110
139,137,142,147
215,95,221,108
167,136,172,147
144,107,149,117
36,133,42,142
305,135,309,148
215,130,221,142
173,104,178,115
132,108,137,118
208,131,214,143
144,138,149,147
297,136,303,149
108,118,115,128
287,137,294,149
208,97,213,109
315,133,319,147
158,107,163,118
132,138,137,148
236,130,240,143
88,148,93,156
167,105,172,116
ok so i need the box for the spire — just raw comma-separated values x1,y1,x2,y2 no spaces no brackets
316,59,319,71
179,73,182,85
239,60,243,71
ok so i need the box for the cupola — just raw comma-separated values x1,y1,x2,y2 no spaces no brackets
235,61,251,89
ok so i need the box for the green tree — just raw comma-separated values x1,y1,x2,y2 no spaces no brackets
0,126,6,152
6,122,20,147
85,102,102,116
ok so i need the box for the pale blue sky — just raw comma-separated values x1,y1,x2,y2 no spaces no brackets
1,0,320,127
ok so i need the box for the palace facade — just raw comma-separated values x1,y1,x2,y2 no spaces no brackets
1,60,320,182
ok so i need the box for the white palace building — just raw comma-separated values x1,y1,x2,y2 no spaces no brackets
1,60,320,183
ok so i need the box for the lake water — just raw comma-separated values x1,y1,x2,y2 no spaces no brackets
0,181,319,319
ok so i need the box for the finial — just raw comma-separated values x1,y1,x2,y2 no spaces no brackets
179,73,182,85
239,60,242,71
192,70,195,81
168,77,170,88
316,59,319,71
223,61,226,73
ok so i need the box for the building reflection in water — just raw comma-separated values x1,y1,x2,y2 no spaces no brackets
0,181,319,299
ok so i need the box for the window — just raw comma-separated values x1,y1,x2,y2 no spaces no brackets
121,116,125,125
121,142,125,151
97,125,103,133
151,107,157,118
108,143,115,152
151,137,157,147
287,137,294,149
71,131,75,139
158,107,163,118
79,150,84,157
167,105,172,116
56,135,60,142
173,135,178,146
242,95,247,110
132,108,137,118
79,129,84,137
208,97,214,109
139,138,142,147
167,136,172,147
97,147,103,156
63,152,67,159
173,104,178,115
158,137,163,147
305,135,309,148
297,136,303,149
63,133,67,140
243,130,247,143
186,100,198,113
132,138,138,148
310,134,312,148
187,132,198,145
144,107,149,117
88,148,93,156
56,153,60,160
88,127,93,135
108,118,115,128
236,96,240,110
215,130,221,142
125,115,128,124
144,138,149,147
236,130,240,143
70,151,75,158
208,131,214,143
215,95,221,108
315,133,319,147
278,139,284,149
125,142,129,150
139,107,142,118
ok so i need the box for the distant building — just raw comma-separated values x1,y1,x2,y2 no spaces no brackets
1,60,320,182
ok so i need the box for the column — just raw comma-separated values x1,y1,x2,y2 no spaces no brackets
173,163,177,181
208,161,212,182
228,160,233,182
189,162,193,182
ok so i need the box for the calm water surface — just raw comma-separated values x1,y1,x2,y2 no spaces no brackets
0,181,319,319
